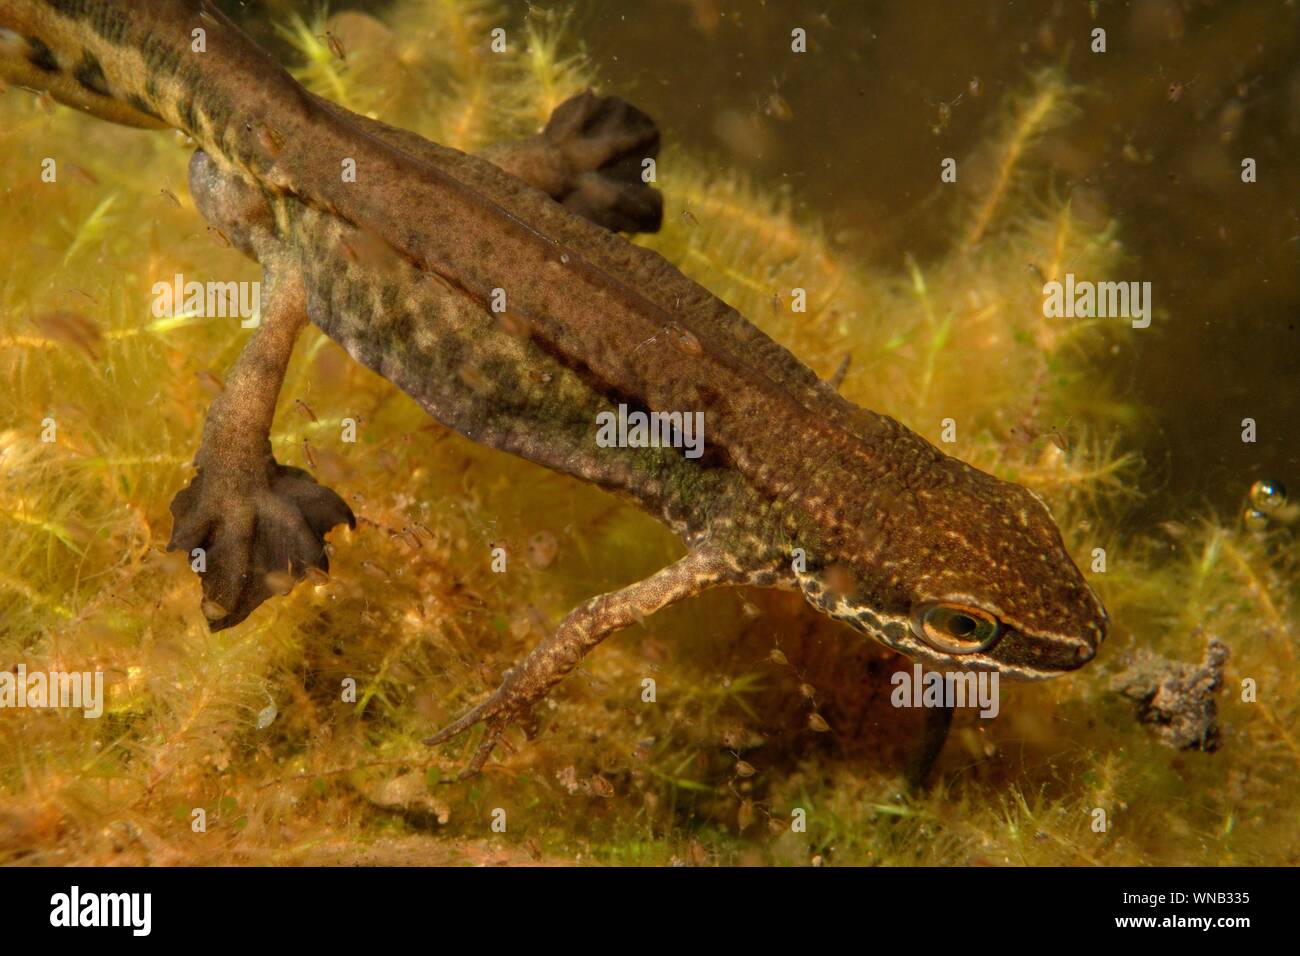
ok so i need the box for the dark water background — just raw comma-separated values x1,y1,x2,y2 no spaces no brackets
238,0,1300,531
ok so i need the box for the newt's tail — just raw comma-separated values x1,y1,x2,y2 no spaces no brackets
0,2,172,129
0,0,306,150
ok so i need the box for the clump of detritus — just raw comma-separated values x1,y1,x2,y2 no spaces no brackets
1110,636,1229,752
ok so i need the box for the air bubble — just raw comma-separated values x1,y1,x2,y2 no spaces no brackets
1249,479,1287,513
1243,507,1269,534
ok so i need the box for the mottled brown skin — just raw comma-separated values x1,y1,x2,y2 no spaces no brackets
2,0,1106,779
173,90,664,630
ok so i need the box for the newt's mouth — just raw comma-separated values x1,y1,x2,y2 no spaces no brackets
1014,620,1104,674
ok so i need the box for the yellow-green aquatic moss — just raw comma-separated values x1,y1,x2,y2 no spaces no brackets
0,2,1296,865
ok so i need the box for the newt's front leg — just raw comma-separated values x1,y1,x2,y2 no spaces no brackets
425,544,744,777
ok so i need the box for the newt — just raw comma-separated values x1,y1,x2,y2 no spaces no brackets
0,0,1106,781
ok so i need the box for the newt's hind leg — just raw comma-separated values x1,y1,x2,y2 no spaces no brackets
168,152,353,630
480,90,663,233
313,89,663,234
426,545,740,777
167,266,354,630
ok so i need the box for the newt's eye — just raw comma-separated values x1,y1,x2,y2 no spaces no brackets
910,601,1002,654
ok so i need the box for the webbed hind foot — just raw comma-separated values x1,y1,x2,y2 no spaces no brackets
543,90,663,233
485,90,663,233
168,457,354,631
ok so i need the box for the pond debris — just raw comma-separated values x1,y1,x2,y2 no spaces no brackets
256,690,278,730
1110,636,1229,752
764,91,793,122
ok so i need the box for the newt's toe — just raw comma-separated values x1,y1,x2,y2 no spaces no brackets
561,170,662,234
271,464,357,538
545,91,660,170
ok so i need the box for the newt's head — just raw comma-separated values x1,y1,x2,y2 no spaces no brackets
795,435,1106,680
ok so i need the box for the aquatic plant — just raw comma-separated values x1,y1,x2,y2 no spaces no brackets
0,1,1294,866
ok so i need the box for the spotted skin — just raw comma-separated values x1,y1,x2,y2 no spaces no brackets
1,0,1107,779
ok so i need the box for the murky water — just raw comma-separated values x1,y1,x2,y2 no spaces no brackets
560,0,1300,528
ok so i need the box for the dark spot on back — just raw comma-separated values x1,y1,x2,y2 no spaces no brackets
45,0,94,20
26,37,60,73
179,95,198,132
73,50,110,96
856,609,881,630
127,93,161,121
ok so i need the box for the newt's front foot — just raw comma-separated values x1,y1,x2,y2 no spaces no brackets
424,548,735,778
167,460,355,631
